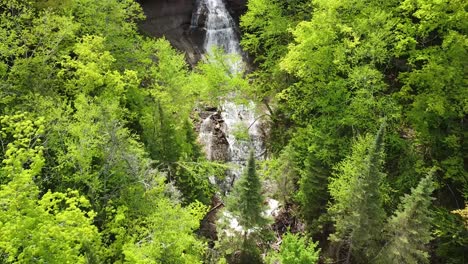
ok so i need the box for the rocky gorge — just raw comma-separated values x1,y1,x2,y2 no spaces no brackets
138,0,268,191
137,0,247,65
137,0,277,239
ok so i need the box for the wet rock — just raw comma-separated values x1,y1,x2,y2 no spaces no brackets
137,0,247,65
204,106,218,112
137,0,204,64
198,195,224,241
226,0,247,23
199,112,230,162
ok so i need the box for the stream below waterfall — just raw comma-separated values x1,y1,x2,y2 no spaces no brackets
192,0,279,237
193,0,266,191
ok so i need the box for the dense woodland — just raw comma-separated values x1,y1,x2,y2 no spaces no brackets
0,0,466,263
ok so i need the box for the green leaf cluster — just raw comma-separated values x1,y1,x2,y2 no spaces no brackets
0,1,243,262
240,0,467,261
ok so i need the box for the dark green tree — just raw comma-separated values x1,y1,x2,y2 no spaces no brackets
230,150,267,230
377,172,435,264
297,151,330,233
328,121,387,263
226,150,268,264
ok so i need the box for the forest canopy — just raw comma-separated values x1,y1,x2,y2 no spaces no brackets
0,0,467,263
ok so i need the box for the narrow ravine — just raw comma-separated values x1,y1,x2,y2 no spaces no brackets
193,0,280,240
194,0,266,191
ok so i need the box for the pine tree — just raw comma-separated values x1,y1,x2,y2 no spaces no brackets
225,150,267,264
298,156,329,233
328,121,387,263
377,172,435,264
230,150,267,230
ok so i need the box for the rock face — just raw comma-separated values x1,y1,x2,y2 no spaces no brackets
199,110,230,162
226,0,247,23
137,0,247,65
137,0,202,64
139,0,265,194
197,102,267,193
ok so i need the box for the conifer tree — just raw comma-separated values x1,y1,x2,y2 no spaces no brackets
225,150,267,264
230,150,267,230
377,172,435,264
328,121,387,263
297,156,329,232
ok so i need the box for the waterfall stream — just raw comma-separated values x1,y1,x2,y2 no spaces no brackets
192,0,279,236
193,0,266,191
204,0,242,56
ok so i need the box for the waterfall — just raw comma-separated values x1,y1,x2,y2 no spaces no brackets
193,0,265,191
204,0,242,56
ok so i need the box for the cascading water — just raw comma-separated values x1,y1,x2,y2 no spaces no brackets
193,0,266,191
193,0,279,238
203,0,242,56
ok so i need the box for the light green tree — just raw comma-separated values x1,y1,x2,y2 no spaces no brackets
0,113,102,263
278,233,320,264
123,200,208,264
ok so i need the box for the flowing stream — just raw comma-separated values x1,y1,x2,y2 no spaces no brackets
193,0,266,191
192,0,279,235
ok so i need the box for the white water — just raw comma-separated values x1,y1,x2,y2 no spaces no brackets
194,0,265,188
220,101,264,182
221,198,280,236
193,0,276,236
203,0,242,55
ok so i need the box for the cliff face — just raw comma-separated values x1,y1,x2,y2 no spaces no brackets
138,0,246,64
226,0,247,23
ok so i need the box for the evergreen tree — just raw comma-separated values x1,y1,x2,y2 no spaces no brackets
230,150,267,230
226,150,267,264
297,155,329,233
377,172,435,264
328,121,387,263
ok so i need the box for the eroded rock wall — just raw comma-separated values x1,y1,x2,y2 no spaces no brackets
226,0,247,23
137,0,246,65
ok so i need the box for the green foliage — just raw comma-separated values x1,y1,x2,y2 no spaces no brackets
244,0,466,262
0,113,102,263
0,2,216,263
237,237,264,264
222,151,270,264
377,172,435,264
232,123,250,142
432,207,468,264
191,48,249,106
215,224,271,264
328,122,387,262
278,233,320,264
123,38,222,205
123,200,208,264
1,0,467,263
296,144,330,233
452,204,468,228
229,150,267,230
175,161,227,204
263,145,299,205
239,0,313,149
240,0,290,70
